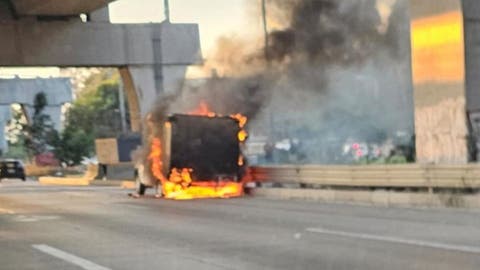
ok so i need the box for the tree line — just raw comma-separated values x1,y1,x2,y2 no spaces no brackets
4,70,129,166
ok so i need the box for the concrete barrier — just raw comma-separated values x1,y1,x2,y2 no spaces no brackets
25,165,56,177
249,164,480,208
249,188,480,208
39,164,98,186
250,164,480,189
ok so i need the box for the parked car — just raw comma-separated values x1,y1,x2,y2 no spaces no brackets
0,160,26,181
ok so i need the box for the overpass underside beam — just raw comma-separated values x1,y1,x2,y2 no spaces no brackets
0,21,201,67
9,0,116,16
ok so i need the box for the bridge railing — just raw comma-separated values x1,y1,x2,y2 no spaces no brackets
250,164,480,189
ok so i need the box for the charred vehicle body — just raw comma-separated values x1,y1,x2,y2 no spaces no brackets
136,113,248,200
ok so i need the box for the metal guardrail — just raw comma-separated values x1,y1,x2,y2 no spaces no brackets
250,164,480,189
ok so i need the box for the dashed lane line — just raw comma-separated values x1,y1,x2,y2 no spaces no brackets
306,227,480,254
32,244,111,270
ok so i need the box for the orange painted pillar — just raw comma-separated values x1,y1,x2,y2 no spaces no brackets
409,0,468,163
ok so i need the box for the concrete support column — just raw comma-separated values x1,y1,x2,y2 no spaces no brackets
119,64,192,132
463,0,480,161
119,66,155,132
0,106,11,154
410,0,468,163
162,65,188,94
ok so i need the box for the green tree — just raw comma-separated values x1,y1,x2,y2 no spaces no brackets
22,92,58,159
52,126,93,166
54,69,129,165
4,104,28,159
66,81,126,138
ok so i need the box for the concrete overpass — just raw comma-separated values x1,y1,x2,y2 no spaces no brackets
4,0,115,17
0,0,202,132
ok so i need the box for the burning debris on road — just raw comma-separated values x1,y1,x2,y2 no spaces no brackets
143,103,249,200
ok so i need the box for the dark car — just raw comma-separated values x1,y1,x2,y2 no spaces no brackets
0,160,26,181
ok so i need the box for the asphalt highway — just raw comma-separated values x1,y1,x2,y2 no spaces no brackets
1,179,479,270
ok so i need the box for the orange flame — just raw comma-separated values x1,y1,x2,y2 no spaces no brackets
162,169,244,200
148,106,249,200
238,130,248,142
231,113,248,142
189,101,216,117
238,155,244,166
148,138,168,183
230,113,247,128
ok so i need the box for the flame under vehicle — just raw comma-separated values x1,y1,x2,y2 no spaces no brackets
139,113,248,200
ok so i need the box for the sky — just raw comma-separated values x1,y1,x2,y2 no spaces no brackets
0,67,62,78
109,0,259,55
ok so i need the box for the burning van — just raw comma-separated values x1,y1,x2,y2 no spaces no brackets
143,112,248,200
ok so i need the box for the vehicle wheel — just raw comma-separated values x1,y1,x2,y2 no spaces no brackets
138,183,147,195
21,177,26,182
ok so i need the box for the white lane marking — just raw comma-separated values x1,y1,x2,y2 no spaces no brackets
32,244,111,270
306,227,480,254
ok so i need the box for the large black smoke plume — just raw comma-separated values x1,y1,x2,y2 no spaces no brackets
145,0,414,165
268,0,383,65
